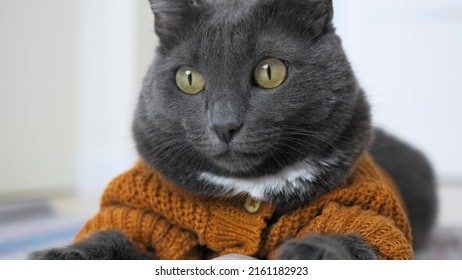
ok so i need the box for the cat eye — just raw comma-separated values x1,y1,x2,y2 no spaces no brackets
176,66,205,95
254,58,287,89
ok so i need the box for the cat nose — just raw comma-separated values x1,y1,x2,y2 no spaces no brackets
211,121,243,143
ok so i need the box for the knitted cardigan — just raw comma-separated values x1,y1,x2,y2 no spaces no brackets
74,153,413,260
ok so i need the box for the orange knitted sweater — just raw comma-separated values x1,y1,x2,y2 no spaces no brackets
75,154,413,260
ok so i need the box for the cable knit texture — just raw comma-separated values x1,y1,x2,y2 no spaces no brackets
74,153,413,260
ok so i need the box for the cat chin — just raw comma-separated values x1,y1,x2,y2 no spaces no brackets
198,157,337,201
209,151,266,173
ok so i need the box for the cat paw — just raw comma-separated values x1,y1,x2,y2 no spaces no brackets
276,235,353,260
28,248,88,260
28,231,154,260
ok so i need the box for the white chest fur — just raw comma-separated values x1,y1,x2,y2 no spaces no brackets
198,158,334,200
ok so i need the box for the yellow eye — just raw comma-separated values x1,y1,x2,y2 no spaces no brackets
176,66,205,95
254,58,287,89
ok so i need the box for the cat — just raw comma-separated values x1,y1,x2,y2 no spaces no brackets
30,0,436,260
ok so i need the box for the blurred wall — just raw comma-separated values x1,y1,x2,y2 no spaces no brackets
0,0,461,201
75,0,139,197
334,0,462,182
75,0,156,197
0,0,153,199
0,0,81,197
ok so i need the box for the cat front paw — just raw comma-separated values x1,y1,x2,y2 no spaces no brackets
276,235,353,260
29,231,155,260
28,247,88,260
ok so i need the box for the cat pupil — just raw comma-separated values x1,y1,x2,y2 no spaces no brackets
186,70,193,86
264,64,272,80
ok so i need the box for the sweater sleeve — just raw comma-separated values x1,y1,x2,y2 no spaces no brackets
293,202,413,260
74,206,202,260
73,161,210,260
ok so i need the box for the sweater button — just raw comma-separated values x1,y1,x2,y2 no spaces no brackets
244,196,262,214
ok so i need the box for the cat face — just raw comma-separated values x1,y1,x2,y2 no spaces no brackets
134,0,371,208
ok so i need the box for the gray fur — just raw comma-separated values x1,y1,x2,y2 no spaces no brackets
29,0,437,260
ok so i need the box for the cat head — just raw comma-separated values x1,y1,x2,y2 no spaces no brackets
133,0,372,211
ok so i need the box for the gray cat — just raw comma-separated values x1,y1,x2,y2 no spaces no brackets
30,0,436,260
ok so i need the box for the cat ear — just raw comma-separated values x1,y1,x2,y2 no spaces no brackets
271,0,334,36
310,0,334,34
148,0,202,42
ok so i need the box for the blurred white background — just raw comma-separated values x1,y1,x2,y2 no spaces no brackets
0,0,461,205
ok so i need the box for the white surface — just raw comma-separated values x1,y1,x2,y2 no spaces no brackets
437,185,462,227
